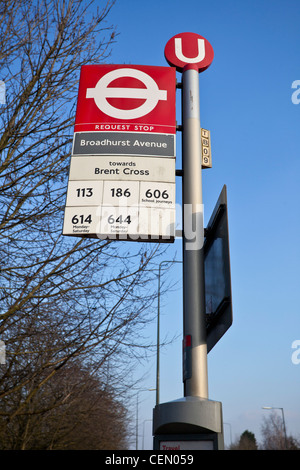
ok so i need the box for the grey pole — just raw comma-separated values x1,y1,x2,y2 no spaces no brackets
182,67,208,399
281,408,288,450
136,388,156,449
156,260,183,406
262,406,288,449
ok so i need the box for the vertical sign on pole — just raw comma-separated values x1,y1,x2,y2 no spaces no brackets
164,32,214,398
201,128,212,168
63,65,176,242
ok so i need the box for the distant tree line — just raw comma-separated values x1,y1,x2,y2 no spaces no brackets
228,412,300,450
0,360,129,449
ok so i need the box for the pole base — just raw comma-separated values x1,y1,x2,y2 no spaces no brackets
153,396,224,450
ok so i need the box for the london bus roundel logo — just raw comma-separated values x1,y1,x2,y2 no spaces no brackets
86,68,168,120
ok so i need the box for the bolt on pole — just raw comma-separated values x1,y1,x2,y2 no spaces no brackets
182,66,208,399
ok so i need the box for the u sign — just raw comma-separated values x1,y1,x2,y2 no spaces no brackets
164,32,214,73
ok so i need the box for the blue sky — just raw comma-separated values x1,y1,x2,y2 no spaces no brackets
100,0,300,449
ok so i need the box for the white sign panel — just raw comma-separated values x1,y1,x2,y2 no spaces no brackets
66,181,104,206
102,181,139,206
159,440,214,450
63,206,100,236
63,162,176,241
139,182,175,208
63,205,175,241
100,206,140,239
68,156,175,182
139,207,175,240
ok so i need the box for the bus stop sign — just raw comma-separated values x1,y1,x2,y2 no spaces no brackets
164,32,214,72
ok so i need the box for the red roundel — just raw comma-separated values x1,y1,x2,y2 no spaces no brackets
164,32,214,73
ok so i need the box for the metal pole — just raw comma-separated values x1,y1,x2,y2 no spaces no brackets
224,422,233,447
182,67,208,399
142,419,152,450
280,408,288,450
262,406,288,449
156,266,162,407
136,392,139,450
156,260,182,406
136,388,156,450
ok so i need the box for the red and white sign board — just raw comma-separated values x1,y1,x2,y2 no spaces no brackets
63,64,176,242
164,32,214,73
74,64,176,134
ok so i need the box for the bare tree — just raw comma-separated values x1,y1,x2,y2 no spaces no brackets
261,411,300,450
0,360,129,449
0,0,173,448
